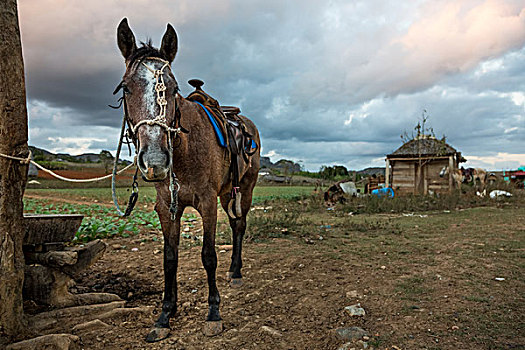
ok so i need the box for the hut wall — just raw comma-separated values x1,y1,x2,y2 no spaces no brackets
425,159,449,193
391,158,451,195
391,160,416,195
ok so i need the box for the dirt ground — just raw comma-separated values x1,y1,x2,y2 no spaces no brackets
18,197,525,350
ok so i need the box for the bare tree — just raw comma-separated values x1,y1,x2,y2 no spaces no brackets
0,0,30,342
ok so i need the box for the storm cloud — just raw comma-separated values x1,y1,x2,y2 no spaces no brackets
18,0,525,170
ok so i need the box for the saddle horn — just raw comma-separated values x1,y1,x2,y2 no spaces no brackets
188,79,204,90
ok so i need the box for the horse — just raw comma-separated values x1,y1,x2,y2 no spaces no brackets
439,165,465,191
115,18,260,342
463,167,487,190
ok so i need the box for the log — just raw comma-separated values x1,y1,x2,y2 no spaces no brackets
62,239,106,276
29,301,126,332
0,0,30,340
6,334,81,350
25,251,78,267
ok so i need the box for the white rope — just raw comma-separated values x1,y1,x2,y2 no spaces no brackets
0,151,135,183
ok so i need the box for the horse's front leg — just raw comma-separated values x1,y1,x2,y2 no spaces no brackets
198,198,223,336
146,197,184,343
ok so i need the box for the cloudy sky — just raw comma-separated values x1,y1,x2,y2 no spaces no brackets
18,0,525,171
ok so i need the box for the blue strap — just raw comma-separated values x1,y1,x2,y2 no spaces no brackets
194,101,227,148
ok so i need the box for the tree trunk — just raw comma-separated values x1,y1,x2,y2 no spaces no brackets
0,0,29,342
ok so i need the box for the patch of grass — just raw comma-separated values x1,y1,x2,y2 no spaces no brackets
464,295,490,303
396,276,429,301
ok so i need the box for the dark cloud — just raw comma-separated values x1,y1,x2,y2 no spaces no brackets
18,0,525,169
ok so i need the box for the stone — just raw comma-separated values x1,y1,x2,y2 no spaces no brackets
7,334,80,350
260,325,282,337
335,327,368,341
346,290,358,299
344,304,366,317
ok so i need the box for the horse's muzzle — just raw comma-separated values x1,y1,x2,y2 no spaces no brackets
137,148,171,181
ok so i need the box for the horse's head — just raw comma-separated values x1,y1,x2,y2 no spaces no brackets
116,18,179,181
439,166,448,177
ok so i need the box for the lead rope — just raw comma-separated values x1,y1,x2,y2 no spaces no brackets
112,107,138,217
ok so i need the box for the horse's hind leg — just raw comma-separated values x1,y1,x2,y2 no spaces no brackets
220,175,256,287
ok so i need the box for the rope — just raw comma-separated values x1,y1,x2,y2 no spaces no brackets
0,150,135,183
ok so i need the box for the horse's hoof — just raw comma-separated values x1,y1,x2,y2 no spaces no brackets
145,327,170,343
230,278,243,288
203,320,223,337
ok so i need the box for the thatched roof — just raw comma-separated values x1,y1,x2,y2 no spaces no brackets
387,136,458,158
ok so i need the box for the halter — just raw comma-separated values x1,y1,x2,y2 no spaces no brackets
111,56,187,220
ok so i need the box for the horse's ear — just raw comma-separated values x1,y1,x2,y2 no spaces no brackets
117,18,137,61
160,23,178,63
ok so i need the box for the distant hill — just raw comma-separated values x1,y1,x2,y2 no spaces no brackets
356,167,385,176
29,146,131,164
259,156,301,173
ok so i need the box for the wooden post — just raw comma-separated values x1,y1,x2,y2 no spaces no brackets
0,0,30,341
448,155,454,193
385,158,390,188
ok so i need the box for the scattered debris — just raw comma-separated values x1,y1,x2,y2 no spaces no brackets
345,304,366,317
260,325,282,337
495,277,505,281
489,190,512,199
402,213,428,218
131,247,139,252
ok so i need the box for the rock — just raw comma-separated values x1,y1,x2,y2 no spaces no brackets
335,327,368,341
72,319,110,333
218,245,233,251
153,249,161,254
260,325,282,337
112,244,121,250
7,334,80,350
451,325,459,330
345,304,366,317
346,290,358,299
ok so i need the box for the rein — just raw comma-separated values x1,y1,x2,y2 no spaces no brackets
111,56,187,220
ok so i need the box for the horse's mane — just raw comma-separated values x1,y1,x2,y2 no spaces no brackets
127,39,165,65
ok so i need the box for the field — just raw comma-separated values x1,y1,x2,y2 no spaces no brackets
21,184,525,350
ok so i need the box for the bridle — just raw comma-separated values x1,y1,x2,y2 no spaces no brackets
111,56,187,220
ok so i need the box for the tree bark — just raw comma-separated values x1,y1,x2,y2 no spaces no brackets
0,0,29,342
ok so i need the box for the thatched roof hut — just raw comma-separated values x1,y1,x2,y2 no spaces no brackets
385,136,465,195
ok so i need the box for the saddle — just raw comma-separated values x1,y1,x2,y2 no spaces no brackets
186,79,257,218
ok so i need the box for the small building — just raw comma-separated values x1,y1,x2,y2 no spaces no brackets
385,136,465,195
